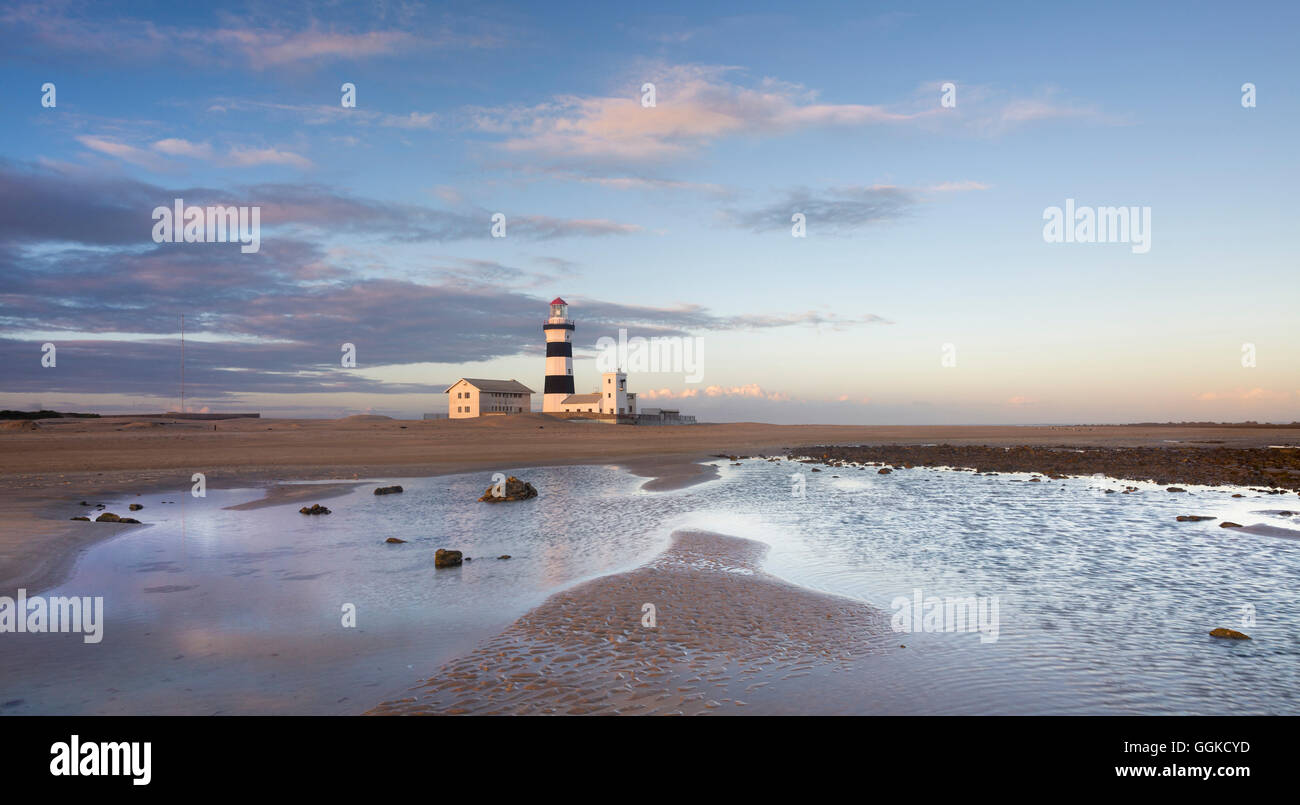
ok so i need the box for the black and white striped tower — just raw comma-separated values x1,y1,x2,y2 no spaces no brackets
542,297,575,412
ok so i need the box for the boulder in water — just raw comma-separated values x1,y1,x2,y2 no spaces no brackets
299,504,331,515
478,476,538,502
374,485,404,495
1209,627,1250,640
435,549,463,568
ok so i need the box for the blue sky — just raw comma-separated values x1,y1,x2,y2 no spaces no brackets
2,0,1297,423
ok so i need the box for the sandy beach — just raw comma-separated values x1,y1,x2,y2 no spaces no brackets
2,414,1297,596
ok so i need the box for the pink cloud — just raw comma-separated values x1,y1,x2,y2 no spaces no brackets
153,138,215,159
75,136,169,170
479,65,923,162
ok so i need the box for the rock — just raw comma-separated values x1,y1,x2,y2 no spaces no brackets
299,504,331,515
1231,494,1244,498
810,468,821,472
385,537,407,544
1166,487,1186,493
878,468,892,475
79,501,90,506
1220,521,1242,528
129,503,143,511
93,513,140,524
1175,515,1215,522
434,549,463,568
1209,627,1250,640
374,485,404,495
498,554,511,560
70,516,90,521
478,476,538,502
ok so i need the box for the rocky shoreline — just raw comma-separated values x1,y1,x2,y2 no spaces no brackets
791,444,1300,494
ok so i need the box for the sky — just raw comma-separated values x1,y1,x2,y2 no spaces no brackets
1,0,1297,424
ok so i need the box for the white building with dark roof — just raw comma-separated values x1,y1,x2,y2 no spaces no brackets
446,378,535,418
556,371,636,416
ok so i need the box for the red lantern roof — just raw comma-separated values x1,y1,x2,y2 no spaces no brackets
550,297,567,305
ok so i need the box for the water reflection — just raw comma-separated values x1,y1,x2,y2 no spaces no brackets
2,460,1296,714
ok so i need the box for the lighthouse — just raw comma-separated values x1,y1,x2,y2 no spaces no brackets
542,297,575,412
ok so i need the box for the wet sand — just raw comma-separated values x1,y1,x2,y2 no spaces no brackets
367,531,891,716
3,414,1297,595
617,455,720,491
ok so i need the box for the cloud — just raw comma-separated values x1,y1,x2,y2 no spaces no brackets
209,28,418,69
1007,396,1038,406
207,98,439,130
641,384,789,402
912,81,1121,137
0,161,643,246
227,147,314,169
0,5,494,70
0,162,891,399
152,139,215,159
723,184,917,234
471,64,923,165
77,136,313,172
721,177,992,235
76,136,170,171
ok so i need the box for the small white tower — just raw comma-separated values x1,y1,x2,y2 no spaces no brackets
600,371,629,415
542,297,575,412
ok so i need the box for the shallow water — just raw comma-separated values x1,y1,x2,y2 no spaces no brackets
2,460,1297,714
